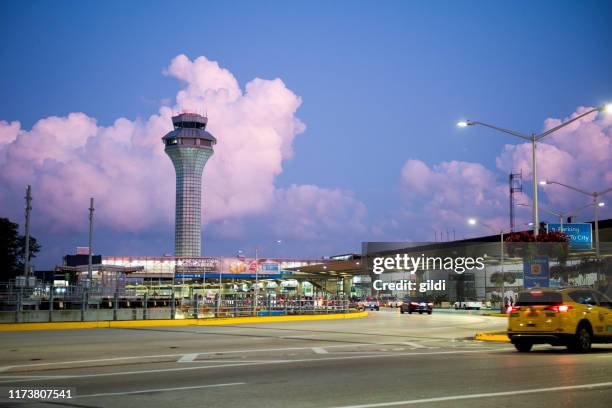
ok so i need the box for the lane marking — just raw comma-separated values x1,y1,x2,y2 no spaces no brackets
312,347,328,354
0,348,513,383
0,343,374,372
177,353,199,363
402,342,428,349
328,381,612,408
75,382,245,398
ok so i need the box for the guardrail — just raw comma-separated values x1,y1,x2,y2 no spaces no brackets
0,283,352,323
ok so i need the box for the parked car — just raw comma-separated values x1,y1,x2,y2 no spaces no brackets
453,300,482,310
401,298,433,314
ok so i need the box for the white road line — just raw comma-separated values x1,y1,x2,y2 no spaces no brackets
0,348,513,383
312,347,328,354
0,343,373,372
402,342,428,349
328,381,612,408
75,382,245,398
177,353,199,363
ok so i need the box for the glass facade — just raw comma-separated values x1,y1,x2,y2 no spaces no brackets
166,146,213,256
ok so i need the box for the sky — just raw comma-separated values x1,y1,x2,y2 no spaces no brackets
0,0,611,268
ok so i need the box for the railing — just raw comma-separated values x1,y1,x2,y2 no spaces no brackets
0,283,352,323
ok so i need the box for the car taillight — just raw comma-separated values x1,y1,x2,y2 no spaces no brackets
427,302,433,306
411,302,419,306
547,304,572,313
507,306,520,313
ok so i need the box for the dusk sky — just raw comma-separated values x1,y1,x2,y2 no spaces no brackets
1,0,611,268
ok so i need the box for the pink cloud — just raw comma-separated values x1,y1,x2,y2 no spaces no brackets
0,54,368,249
398,107,611,238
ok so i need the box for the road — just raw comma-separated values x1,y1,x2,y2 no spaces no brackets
0,309,610,408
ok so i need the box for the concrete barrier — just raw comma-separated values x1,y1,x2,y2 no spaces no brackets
0,311,368,331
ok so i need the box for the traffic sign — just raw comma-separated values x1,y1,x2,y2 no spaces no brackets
546,223,592,250
523,256,550,289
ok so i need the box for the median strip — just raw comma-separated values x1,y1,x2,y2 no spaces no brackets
0,312,368,331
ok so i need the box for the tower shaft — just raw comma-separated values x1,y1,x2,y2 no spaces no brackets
167,148,212,257
163,113,216,257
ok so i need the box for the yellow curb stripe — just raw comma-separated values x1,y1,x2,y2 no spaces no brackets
482,313,508,318
0,312,368,331
474,331,510,342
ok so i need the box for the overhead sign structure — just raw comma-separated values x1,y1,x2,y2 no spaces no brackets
523,256,550,289
546,223,592,250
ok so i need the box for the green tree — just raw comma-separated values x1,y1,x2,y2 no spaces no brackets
0,218,41,280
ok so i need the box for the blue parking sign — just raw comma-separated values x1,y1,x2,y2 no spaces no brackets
546,223,592,250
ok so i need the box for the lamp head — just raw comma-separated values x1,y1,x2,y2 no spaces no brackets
467,218,477,226
539,180,548,186
457,120,471,128
601,103,612,114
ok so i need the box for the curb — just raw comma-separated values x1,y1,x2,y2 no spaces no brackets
474,331,510,342
0,311,368,331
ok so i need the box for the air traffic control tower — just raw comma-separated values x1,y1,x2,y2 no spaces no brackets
162,113,216,257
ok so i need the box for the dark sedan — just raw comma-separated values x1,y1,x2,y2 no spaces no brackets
400,298,433,314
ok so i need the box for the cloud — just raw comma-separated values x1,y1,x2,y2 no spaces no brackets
398,107,611,237
0,54,369,259
496,107,612,211
271,184,367,241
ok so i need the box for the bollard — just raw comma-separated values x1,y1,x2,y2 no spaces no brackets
49,286,54,322
16,289,23,323
171,291,176,320
143,293,148,320
113,291,118,321
81,290,87,322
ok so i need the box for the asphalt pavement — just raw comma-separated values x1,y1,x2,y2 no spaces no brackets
0,309,610,408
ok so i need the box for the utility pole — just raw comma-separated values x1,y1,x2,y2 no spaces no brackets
88,198,94,287
23,185,32,277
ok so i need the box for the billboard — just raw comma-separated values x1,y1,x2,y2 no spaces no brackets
546,223,592,250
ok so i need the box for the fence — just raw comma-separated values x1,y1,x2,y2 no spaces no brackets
0,283,352,323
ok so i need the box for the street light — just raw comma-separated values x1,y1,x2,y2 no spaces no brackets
457,104,610,237
540,180,612,259
467,218,507,312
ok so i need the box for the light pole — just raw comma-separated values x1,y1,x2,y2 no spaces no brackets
88,198,94,288
540,181,611,260
458,104,611,237
468,218,506,311
23,185,32,278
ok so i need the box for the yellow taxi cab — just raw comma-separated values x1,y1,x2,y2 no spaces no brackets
507,287,612,352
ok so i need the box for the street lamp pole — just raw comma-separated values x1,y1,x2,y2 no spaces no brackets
458,105,610,237
468,219,506,311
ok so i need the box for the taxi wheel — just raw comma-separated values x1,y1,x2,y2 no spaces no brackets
568,324,592,353
514,342,533,352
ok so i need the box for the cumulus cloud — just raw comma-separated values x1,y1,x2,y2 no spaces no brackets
399,107,611,237
272,184,367,241
400,159,514,235
0,55,366,248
